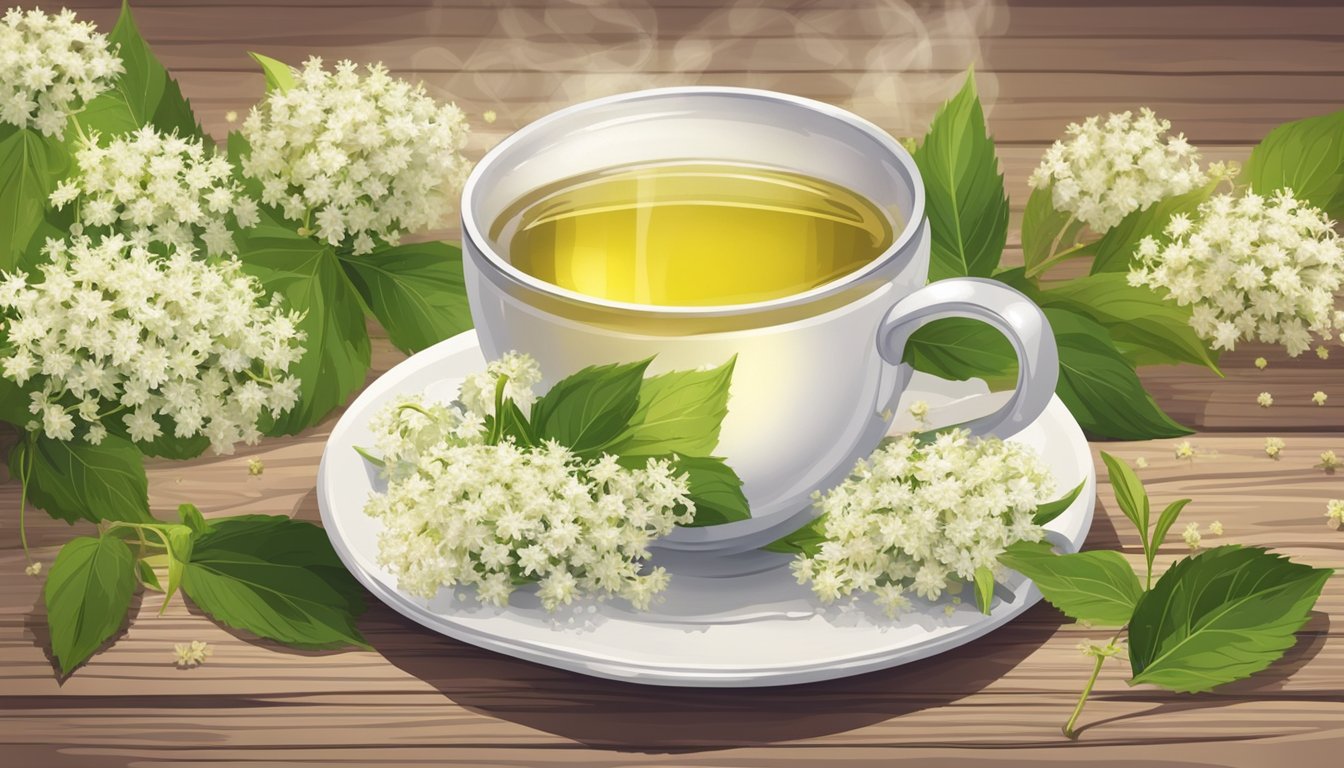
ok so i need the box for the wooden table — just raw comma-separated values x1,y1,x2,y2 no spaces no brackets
3,1,1343,764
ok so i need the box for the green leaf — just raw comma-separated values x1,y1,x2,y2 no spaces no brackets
18,434,152,525
160,524,194,613
339,242,473,354
80,1,203,139
605,358,735,459
1033,480,1086,526
530,359,651,458
999,540,1143,626
673,455,750,527
182,515,368,649
902,317,1017,386
1090,182,1217,274
912,71,1009,280
236,216,371,434
1244,108,1344,219
1100,451,1151,551
763,514,829,557
44,535,137,675
136,558,162,591
973,565,996,615
249,52,296,93
1047,308,1191,440
1037,273,1220,373
106,412,210,460
0,126,68,271
179,504,213,535
1022,185,1088,277
0,374,30,427
1151,498,1191,557
488,397,536,448
1128,546,1331,693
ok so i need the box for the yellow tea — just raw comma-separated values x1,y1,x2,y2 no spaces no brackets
492,163,896,306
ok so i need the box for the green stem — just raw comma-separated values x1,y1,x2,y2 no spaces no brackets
1026,237,1094,279
1064,650,1107,740
17,435,34,562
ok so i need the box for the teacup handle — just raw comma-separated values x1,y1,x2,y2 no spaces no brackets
876,277,1059,439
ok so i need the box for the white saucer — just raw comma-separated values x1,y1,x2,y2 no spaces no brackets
317,330,1095,687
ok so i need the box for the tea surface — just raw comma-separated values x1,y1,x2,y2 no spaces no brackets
494,163,896,306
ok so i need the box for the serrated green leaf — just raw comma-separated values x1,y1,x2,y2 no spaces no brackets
1090,182,1217,274
973,565,995,615
1022,185,1089,277
999,540,1143,626
530,359,650,458
1037,273,1220,373
605,358,735,459
18,434,152,525
1243,108,1344,219
902,317,1017,386
1100,451,1150,551
1047,308,1191,440
249,51,296,93
44,535,137,675
79,1,202,140
0,126,68,271
182,515,368,649
339,242,473,354
1033,480,1086,526
763,513,829,556
673,455,749,527
105,412,210,460
236,215,371,434
1128,546,1331,693
912,72,1009,280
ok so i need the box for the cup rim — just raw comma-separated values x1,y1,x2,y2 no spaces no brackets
461,86,926,318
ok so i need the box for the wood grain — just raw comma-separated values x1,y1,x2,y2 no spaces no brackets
4,0,1344,765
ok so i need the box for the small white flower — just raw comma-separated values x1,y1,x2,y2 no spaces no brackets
1319,450,1341,473
1254,357,1268,370
1028,108,1206,231
1265,436,1285,458
1130,189,1344,357
24,561,42,576
1182,522,1201,550
1175,440,1195,460
241,57,470,255
1208,520,1224,536
1134,457,1148,469
1313,391,1328,406
1257,392,1273,408
0,235,306,454
1327,499,1344,529
173,640,212,668
0,8,123,137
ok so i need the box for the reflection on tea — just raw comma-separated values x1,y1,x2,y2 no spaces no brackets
493,163,897,306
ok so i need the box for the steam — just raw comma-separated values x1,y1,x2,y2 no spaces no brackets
432,0,1006,152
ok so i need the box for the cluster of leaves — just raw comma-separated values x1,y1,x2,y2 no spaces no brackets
1000,454,1331,737
44,504,367,675
904,72,1344,439
390,356,750,527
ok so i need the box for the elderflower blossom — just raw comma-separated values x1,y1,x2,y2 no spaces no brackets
1182,522,1201,549
1255,356,1269,369
50,127,259,257
1129,189,1344,356
1028,108,1205,231
1175,440,1195,460
1320,450,1342,473
0,235,305,453
457,351,543,417
1265,436,1285,458
24,561,41,576
241,57,470,255
1314,391,1328,406
788,430,1055,617
363,359,693,611
1327,499,1344,529
0,7,122,137
1208,520,1224,536
173,640,211,668
1257,392,1273,408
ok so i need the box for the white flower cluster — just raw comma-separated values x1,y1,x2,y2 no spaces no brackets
51,127,260,257
790,430,1054,617
1029,108,1206,231
457,351,543,417
0,7,122,137
364,362,694,611
1128,189,1344,356
241,57,470,255
0,235,305,454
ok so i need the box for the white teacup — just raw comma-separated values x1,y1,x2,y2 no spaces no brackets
462,87,1058,554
